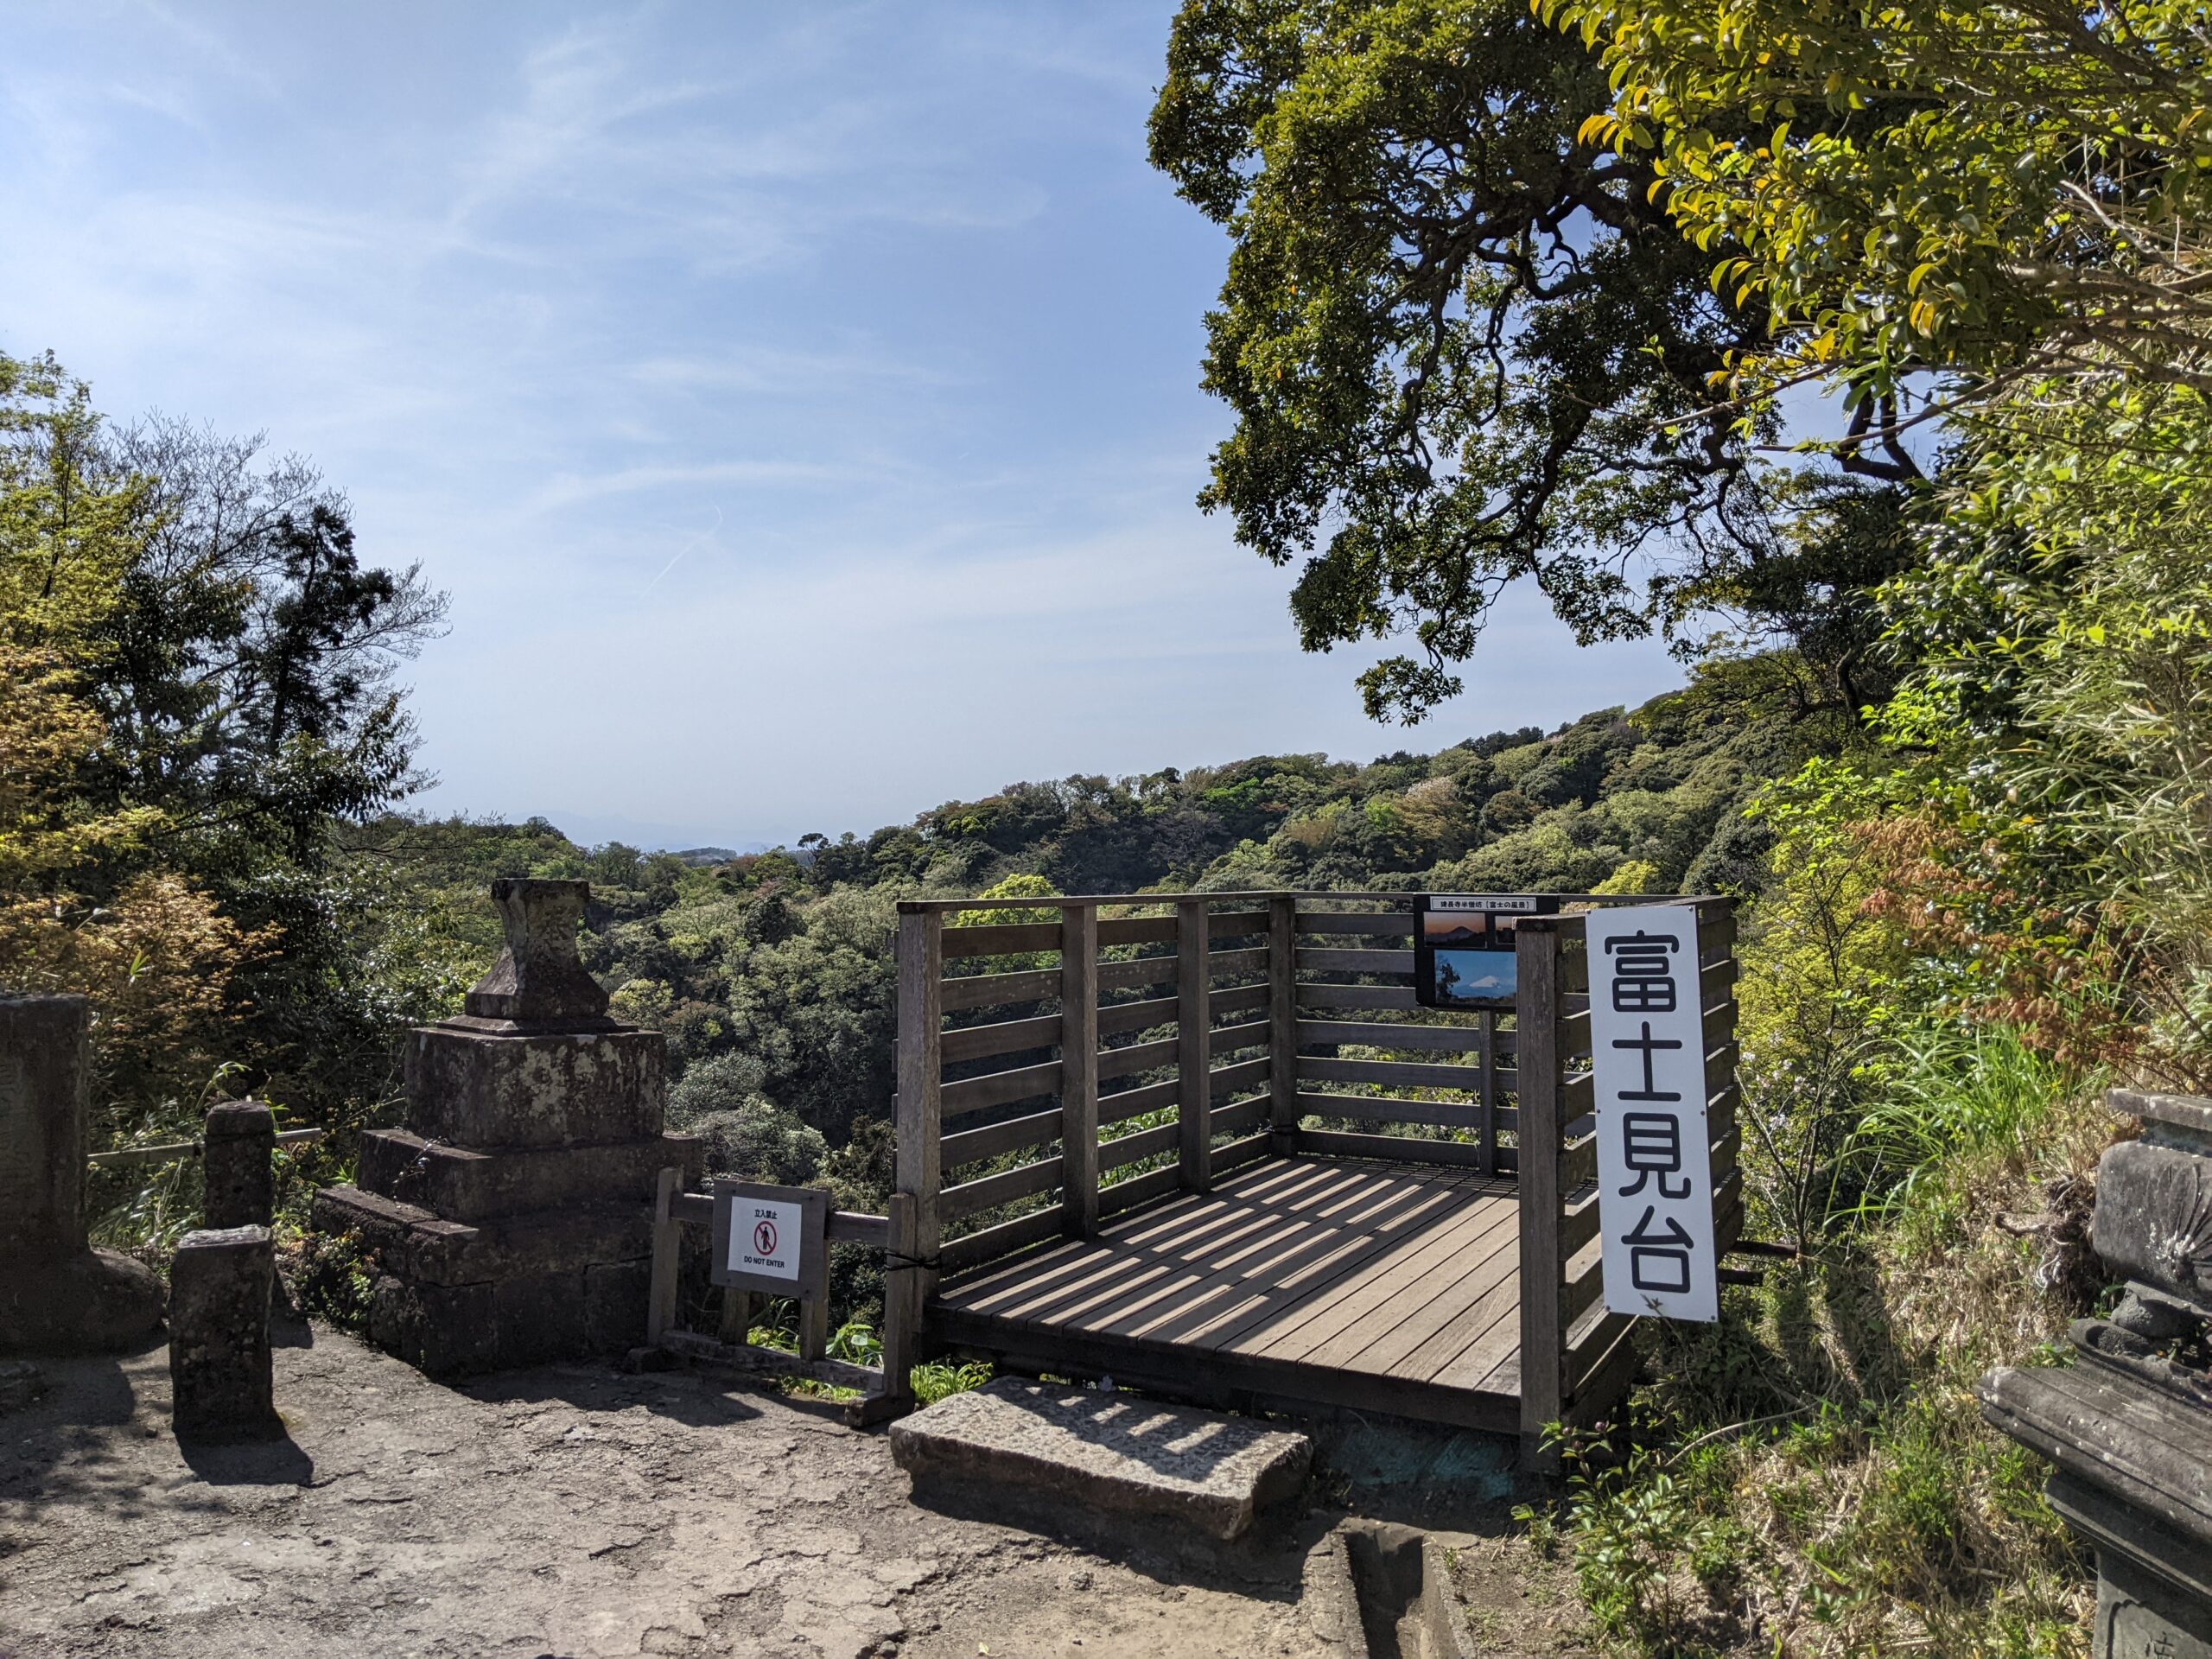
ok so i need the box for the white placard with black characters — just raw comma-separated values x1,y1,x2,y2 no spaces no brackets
1586,905,1718,1323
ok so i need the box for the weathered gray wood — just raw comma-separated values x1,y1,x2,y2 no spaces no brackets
647,1165,682,1344
1207,909,1271,938
1098,993,1179,1039
1099,1162,1181,1218
1291,1094,1486,1129
1215,1132,1273,1172
1207,1020,1270,1056
1102,1077,1178,1127
719,1287,753,1345
1061,903,1101,1236
1479,1008,1498,1177
659,1327,881,1393
941,920,1063,959
1294,912,1415,937
1178,899,1212,1193
1299,1056,1480,1091
896,911,945,1316
940,1013,1061,1065
1098,955,1179,994
1101,1121,1177,1173
1515,918,1566,1472
1269,895,1298,1147
1211,983,1269,1020
799,1294,831,1363
1294,1019,1488,1052
1097,914,1179,947
1295,982,1425,1011
940,1059,1059,1117
941,1107,1060,1171
1208,945,1270,978
827,1211,891,1249
1211,1056,1270,1097
881,1192,919,1404
1096,1036,1179,1084
1211,1098,1265,1135
1297,947,1417,976
938,965,1059,1014
941,1154,1061,1223
1294,1129,1491,1167
940,1204,1066,1274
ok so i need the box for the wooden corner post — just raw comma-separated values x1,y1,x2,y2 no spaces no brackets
1515,917,1567,1473
1268,893,1298,1150
1060,902,1100,1236
893,906,943,1388
1177,898,1212,1192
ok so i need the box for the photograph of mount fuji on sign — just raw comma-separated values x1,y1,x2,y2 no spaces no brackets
1419,904,1519,1008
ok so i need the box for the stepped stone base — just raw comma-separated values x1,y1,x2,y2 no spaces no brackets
890,1378,1311,1540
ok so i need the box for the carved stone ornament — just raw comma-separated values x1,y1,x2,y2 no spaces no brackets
462,879,613,1027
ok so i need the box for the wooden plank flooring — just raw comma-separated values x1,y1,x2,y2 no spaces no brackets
930,1156,1523,1430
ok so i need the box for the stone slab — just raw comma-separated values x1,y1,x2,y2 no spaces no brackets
889,1378,1311,1541
0,1249,165,1355
403,1024,666,1148
356,1128,700,1221
0,994,91,1262
314,1185,658,1287
203,1101,276,1230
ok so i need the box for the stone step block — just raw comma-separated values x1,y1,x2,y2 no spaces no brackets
356,1128,701,1221
313,1185,659,1287
403,1023,666,1148
889,1378,1311,1540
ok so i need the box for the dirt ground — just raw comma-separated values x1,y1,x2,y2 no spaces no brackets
0,1318,1594,1659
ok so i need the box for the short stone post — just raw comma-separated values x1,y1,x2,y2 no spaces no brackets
0,993,165,1354
202,1100,276,1229
169,1225,279,1441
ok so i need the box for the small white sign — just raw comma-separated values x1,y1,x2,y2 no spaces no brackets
1586,904,1718,1323
729,1198,802,1282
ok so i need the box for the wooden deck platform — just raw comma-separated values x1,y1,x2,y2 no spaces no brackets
931,1154,1525,1433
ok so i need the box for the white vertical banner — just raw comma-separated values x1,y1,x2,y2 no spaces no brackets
1586,904,1718,1323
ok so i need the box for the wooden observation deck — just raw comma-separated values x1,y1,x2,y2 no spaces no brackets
878,891,1744,1466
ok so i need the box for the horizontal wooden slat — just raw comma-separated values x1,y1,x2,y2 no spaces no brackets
1099,955,1179,993
941,920,1062,959
940,1205,1065,1274
941,1013,1059,1065
941,1107,1059,1168
1206,945,1268,977
1294,1129,1490,1166
1294,912,1414,937
1561,1191,1601,1256
1208,1020,1270,1057
938,966,1059,1014
1700,956,1739,997
1563,1253,1603,1327
1098,1161,1180,1217
1560,1135,1596,1188
1097,914,1178,947
1211,983,1268,1020
1100,1077,1178,1127
1099,1121,1177,1173
1210,1097,1264,1135
1295,982,1423,1011
1209,1056,1269,1096
1703,998,1737,1047
1208,910,1271,938
1297,947,1416,976
1568,1309,1637,1394
941,1059,1059,1117
1299,1056,1480,1092
1295,1018,1491,1053
826,1210,890,1248
939,1154,1059,1222
1293,1093,1484,1129
1097,1035,1179,1084
1097,994,1178,1039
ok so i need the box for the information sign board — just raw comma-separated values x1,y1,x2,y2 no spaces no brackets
709,1179,829,1300
1414,893,1559,1010
1586,904,1718,1323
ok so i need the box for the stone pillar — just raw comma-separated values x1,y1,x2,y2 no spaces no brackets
1979,1089,2212,1657
0,995,165,1354
312,880,702,1376
203,1100,276,1229
169,1225,279,1441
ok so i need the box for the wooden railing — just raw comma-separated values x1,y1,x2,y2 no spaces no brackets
883,889,1744,1443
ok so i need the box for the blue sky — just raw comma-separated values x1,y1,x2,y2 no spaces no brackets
1,2,1682,850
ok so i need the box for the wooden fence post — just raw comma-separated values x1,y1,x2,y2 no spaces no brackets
1478,1008,1497,1178
894,907,943,1342
1060,902,1100,1236
1268,893,1299,1151
647,1165,682,1344
1177,898,1212,1192
879,1191,919,1408
1515,918,1566,1473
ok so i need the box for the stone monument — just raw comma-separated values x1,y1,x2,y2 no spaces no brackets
1980,1088,2212,1656
313,879,702,1376
0,994,165,1354
203,1099,276,1229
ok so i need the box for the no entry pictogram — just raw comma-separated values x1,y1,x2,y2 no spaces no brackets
753,1217,779,1258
